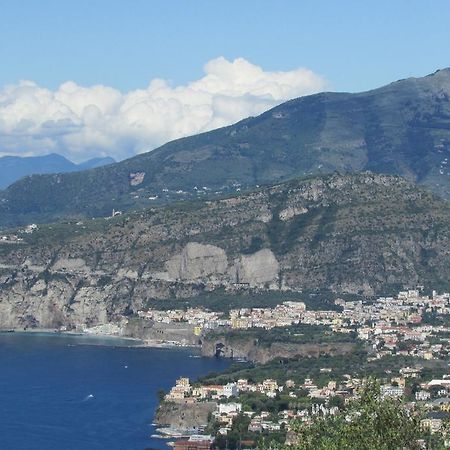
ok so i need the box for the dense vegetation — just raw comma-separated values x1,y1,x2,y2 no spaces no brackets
200,352,447,387
207,324,356,348
145,289,348,314
277,381,445,450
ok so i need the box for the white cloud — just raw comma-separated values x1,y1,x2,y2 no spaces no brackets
0,57,327,162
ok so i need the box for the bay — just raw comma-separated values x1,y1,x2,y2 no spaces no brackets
0,332,230,450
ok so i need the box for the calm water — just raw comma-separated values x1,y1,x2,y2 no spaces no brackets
0,332,230,450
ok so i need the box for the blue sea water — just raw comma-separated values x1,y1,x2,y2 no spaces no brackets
0,332,230,450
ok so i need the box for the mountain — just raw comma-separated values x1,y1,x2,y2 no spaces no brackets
0,153,115,190
1,69,450,227
0,173,449,329
76,156,116,171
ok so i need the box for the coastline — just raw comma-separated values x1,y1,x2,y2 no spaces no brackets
0,327,202,350
0,330,228,450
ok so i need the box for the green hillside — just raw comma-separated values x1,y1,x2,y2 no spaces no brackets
1,69,450,228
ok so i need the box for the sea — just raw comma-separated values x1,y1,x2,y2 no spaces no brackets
0,332,231,450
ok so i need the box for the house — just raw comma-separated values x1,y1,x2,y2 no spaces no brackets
380,384,404,399
415,390,431,401
218,403,242,415
223,383,239,398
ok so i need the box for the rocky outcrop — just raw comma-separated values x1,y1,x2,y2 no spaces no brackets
232,249,279,287
155,401,217,430
164,243,228,282
201,335,356,363
159,243,280,288
279,206,308,221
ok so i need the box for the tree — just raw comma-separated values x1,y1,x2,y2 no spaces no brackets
269,379,437,450
156,389,166,403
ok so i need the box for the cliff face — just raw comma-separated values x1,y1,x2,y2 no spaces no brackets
155,402,217,430
201,336,356,363
0,173,449,329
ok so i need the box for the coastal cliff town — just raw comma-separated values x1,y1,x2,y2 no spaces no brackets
160,371,450,448
138,289,450,359
150,289,450,448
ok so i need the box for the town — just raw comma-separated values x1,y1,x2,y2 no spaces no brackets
150,289,450,448
139,289,450,360
161,367,450,449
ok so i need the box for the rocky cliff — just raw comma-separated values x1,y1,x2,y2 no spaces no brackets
155,401,217,430
0,173,449,330
201,336,356,364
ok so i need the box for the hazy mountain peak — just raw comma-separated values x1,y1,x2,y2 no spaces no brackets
0,153,116,190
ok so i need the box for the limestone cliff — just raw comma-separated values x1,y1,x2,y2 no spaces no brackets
201,335,356,364
0,173,449,330
155,402,217,430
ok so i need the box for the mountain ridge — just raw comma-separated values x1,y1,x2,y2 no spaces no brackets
0,153,115,190
1,68,450,227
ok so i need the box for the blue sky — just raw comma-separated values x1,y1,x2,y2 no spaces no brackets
1,0,448,93
0,0,449,161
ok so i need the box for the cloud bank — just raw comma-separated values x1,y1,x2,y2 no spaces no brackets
0,57,327,162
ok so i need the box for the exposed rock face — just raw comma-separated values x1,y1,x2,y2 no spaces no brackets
155,402,217,430
279,206,308,221
232,249,279,287
165,243,228,281
52,258,90,272
161,243,280,287
201,335,356,363
0,173,449,330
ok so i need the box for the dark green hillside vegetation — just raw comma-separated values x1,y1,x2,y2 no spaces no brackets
144,289,346,314
207,324,356,348
1,69,450,227
280,381,440,450
200,351,447,387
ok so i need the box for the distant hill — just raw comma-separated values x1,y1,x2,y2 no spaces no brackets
0,153,115,190
76,156,116,171
0,173,449,329
1,68,450,227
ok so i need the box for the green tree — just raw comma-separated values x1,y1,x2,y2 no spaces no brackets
270,379,439,450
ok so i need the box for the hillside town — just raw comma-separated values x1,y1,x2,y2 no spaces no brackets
139,289,450,360
160,369,450,448
152,289,450,448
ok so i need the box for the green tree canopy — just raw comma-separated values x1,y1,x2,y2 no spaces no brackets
271,380,442,450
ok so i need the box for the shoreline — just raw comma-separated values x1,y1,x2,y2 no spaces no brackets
0,327,202,350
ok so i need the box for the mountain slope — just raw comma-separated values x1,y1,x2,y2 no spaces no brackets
0,173,449,329
1,69,450,227
0,153,115,190
76,156,116,171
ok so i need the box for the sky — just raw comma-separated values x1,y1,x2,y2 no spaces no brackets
0,0,449,162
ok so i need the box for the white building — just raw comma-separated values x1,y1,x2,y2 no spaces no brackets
218,403,242,415
223,382,239,398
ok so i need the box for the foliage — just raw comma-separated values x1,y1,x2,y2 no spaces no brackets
270,380,435,450
200,352,446,388
208,323,357,347
146,289,348,315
